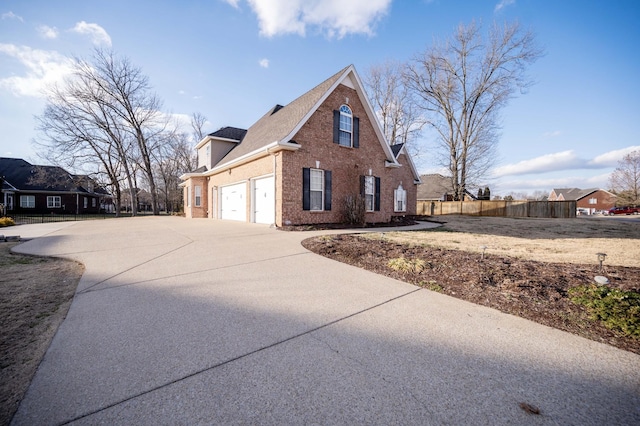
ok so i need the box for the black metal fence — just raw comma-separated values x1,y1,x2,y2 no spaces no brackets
8,213,120,225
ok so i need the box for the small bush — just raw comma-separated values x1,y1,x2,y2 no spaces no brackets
343,194,366,226
569,284,640,337
388,257,426,274
0,217,15,227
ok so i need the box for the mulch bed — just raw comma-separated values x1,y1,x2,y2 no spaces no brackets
302,234,640,354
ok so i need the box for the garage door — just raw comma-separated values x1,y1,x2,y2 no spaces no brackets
220,182,246,221
253,176,275,224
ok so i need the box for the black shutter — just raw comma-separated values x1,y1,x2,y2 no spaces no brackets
360,175,365,196
333,110,340,144
324,170,332,211
374,177,381,211
353,116,359,148
302,168,310,210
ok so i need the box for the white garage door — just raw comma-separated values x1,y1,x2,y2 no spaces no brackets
253,176,275,224
220,182,246,221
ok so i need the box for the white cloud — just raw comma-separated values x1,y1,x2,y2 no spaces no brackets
494,0,515,12
223,0,242,8
243,0,391,38
1,11,24,21
589,145,640,167
37,25,59,39
70,21,112,46
542,130,561,138
493,150,583,177
0,44,73,97
259,58,269,68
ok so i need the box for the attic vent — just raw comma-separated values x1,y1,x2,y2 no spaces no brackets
271,104,284,115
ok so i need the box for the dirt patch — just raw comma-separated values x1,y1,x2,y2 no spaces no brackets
0,242,83,426
302,216,640,354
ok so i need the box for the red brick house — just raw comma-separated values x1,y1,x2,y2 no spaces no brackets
180,65,420,226
548,188,617,214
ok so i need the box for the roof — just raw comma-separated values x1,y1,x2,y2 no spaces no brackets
184,65,421,183
208,126,247,141
390,143,404,158
0,157,108,195
551,188,600,201
417,174,453,200
216,66,352,167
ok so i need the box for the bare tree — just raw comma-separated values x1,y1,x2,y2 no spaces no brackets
363,61,424,147
609,150,640,206
405,21,542,200
87,49,166,215
190,112,207,143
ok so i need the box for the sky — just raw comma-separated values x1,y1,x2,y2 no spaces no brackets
1,0,639,196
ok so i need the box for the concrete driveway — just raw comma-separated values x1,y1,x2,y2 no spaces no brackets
10,217,640,425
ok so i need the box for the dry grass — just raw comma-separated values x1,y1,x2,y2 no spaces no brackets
372,216,640,267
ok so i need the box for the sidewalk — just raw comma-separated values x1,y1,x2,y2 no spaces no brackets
10,217,640,425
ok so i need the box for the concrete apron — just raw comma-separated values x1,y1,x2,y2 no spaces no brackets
10,217,640,425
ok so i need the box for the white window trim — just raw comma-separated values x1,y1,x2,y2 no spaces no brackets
310,168,324,211
20,195,35,208
364,175,375,212
394,184,407,212
47,196,61,208
339,104,353,147
195,185,202,207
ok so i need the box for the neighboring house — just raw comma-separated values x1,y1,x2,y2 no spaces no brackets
417,173,480,202
549,188,616,214
0,157,110,215
180,65,421,226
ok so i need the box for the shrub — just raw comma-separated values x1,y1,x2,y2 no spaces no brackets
343,194,366,226
0,217,15,227
388,257,426,274
569,284,640,337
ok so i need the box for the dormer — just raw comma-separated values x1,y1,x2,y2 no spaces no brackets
196,127,248,170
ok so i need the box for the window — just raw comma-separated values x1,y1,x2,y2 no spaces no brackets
92,198,97,207
339,105,352,147
589,198,597,205
20,195,35,208
47,196,61,208
361,175,380,212
302,168,332,211
195,185,202,207
84,197,88,209
310,169,324,211
333,106,359,148
394,184,407,212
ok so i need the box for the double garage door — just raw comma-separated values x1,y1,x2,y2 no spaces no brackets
219,176,274,224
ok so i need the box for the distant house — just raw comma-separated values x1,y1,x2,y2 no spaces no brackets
417,173,481,202
180,65,421,226
0,157,110,215
548,188,616,214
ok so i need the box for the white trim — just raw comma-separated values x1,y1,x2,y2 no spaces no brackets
195,134,242,150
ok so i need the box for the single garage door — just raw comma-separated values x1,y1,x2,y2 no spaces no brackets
220,182,246,221
253,176,275,224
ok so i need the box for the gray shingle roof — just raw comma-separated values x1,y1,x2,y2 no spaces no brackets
551,188,599,200
417,174,453,200
390,143,404,158
215,66,350,167
208,126,247,141
0,157,107,194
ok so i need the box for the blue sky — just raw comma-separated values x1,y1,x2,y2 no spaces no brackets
1,0,638,196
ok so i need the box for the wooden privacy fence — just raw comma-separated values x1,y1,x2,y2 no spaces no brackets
417,200,577,218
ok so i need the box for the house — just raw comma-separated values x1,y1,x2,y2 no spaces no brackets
180,65,420,226
417,173,482,202
548,187,616,214
0,157,110,215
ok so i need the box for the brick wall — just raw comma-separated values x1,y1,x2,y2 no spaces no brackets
281,83,417,226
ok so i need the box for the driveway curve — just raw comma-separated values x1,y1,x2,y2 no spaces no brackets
10,217,640,425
